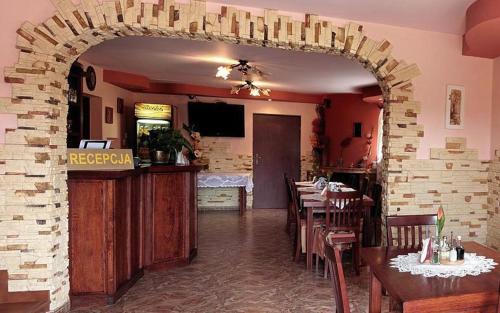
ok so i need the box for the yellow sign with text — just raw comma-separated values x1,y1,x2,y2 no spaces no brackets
67,149,134,171
135,103,172,120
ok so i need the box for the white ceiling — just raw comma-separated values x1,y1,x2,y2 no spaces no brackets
211,0,475,35
80,36,378,94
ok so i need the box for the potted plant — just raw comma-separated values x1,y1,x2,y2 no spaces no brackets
149,128,193,164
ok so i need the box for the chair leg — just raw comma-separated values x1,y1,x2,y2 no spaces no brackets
285,203,291,233
294,229,301,262
389,296,402,311
323,258,328,278
315,254,319,272
353,243,360,276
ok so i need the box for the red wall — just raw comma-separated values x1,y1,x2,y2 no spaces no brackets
324,93,381,167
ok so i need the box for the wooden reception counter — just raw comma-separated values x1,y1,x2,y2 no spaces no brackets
68,164,205,305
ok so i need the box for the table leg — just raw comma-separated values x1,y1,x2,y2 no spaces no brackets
369,268,382,313
306,207,313,271
239,187,247,216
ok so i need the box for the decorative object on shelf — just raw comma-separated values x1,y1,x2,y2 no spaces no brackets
105,107,113,124
215,59,271,97
85,66,96,91
117,98,124,114
356,127,375,168
338,137,352,167
183,124,204,162
445,85,465,129
310,99,330,175
149,128,193,165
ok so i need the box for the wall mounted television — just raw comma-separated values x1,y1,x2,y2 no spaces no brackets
188,102,245,137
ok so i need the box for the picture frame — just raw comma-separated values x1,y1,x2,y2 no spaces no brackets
105,106,113,124
445,85,465,129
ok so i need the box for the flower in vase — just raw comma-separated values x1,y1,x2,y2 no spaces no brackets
436,206,445,237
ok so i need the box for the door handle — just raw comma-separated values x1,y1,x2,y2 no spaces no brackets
254,153,262,165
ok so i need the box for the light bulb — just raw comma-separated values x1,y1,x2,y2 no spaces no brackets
250,88,260,97
216,66,231,80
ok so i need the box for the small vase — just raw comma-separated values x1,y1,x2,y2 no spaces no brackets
167,149,177,165
176,150,187,166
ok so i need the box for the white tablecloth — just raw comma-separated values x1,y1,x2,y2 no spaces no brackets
197,172,254,193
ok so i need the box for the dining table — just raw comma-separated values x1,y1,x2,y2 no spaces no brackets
296,181,374,271
362,241,500,313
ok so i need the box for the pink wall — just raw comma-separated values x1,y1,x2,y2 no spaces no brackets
0,114,17,144
324,94,381,167
0,0,494,159
132,93,317,157
79,61,135,144
491,56,500,156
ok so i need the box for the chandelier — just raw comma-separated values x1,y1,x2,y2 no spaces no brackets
215,59,271,97
231,80,271,97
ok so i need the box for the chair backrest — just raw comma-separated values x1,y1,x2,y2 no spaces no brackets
497,283,500,313
325,190,363,232
371,183,382,218
386,214,437,249
324,241,350,313
284,173,293,204
289,179,301,226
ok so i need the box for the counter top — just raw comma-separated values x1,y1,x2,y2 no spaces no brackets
68,164,208,179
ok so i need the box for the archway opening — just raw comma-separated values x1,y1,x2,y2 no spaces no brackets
3,1,421,310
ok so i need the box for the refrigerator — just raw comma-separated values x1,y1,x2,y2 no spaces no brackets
135,103,172,161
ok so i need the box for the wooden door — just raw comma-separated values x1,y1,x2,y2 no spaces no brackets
253,114,301,209
83,93,103,140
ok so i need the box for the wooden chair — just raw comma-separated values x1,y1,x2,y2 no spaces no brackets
371,183,383,246
386,214,437,249
315,191,363,276
289,178,324,262
284,173,296,235
324,242,350,313
386,214,437,312
325,242,401,313
497,283,500,313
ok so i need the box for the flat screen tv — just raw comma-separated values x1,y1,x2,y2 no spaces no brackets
188,102,245,137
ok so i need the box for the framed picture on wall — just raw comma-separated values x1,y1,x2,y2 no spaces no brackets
445,85,465,129
105,107,113,124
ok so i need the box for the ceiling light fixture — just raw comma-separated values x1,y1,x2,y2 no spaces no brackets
215,59,271,97
231,80,270,97
216,66,231,80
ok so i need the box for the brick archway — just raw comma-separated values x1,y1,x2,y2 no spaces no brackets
1,0,422,310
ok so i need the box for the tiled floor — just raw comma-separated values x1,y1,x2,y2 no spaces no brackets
71,209,385,313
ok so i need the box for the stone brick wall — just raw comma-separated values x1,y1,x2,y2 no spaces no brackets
197,138,253,209
487,150,500,250
0,0,430,310
386,137,490,243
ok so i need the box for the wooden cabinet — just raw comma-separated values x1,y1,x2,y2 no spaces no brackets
68,170,144,305
143,166,200,270
68,165,204,306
